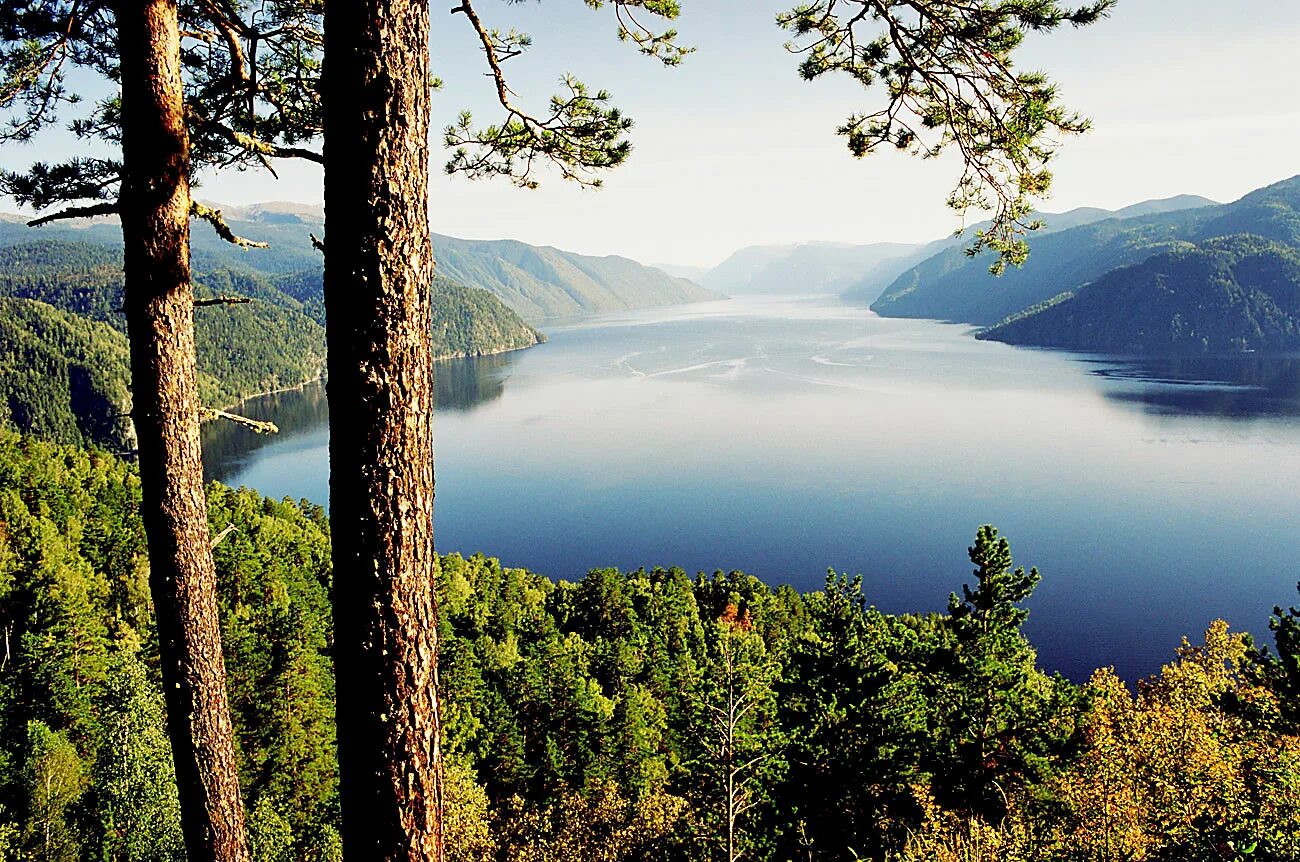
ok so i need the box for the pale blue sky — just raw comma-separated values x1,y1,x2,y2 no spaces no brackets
6,0,1300,266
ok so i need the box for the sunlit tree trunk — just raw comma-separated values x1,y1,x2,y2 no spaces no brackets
321,0,443,859
116,2,251,860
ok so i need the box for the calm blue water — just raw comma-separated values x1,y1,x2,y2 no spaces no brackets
202,296,1300,681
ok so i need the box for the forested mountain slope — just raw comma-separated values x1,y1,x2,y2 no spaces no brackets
0,238,541,447
0,297,135,450
429,232,719,320
1,206,716,321
978,236,1300,353
869,190,1232,323
836,195,1213,306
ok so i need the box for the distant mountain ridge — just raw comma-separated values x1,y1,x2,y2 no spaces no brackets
0,205,721,322
724,242,923,298
672,194,1218,304
429,233,718,320
866,193,1221,320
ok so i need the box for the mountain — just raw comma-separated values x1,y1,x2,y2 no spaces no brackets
0,239,329,408
0,296,135,450
0,205,721,321
868,193,1224,322
651,262,711,281
428,233,719,320
698,244,797,294
696,241,928,298
429,276,544,359
0,236,542,447
977,235,1300,353
735,242,924,296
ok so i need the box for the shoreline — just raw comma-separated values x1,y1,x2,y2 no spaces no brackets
208,337,545,418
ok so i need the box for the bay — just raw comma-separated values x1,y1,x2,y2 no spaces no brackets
202,295,1300,681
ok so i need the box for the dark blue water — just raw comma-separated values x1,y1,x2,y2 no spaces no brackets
202,296,1300,682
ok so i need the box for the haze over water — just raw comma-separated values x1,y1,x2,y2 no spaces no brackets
204,296,1300,682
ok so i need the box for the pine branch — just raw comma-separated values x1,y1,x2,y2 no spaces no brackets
191,201,269,248
201,407,279,435
445,0,645,188
26,201,118,227
195,295,253,307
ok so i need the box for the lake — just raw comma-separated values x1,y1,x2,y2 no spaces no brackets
202,295,1300,682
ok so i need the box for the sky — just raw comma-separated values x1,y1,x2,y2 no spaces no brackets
6,0,1300,267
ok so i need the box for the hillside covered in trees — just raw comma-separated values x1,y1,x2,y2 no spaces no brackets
868,177,1300,343
0,237,542,449
0,209,718,322
978,236,1300,353
0,429,1297,862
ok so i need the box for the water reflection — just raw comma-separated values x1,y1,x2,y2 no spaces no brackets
201,352,520,482
436,352,516,412
1088,354,1300,419
202,381,329,483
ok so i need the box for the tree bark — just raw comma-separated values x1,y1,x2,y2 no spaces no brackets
321,1,443,860
116,3,251,861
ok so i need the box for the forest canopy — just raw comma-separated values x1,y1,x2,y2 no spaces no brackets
0,429,1295,861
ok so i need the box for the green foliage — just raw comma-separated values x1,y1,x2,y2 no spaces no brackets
89,655,185,862
0,237,549,446
0,430,337,860
1249,581,1300,733
443,0,688,189
0,297,133,450
0,1,323,213
0,430,1296,861
979,235,1300,353
939,527,1074,816
778,0,1116,272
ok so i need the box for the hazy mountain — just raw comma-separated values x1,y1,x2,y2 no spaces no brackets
697,240,935,299
698,244,798,294
833,196,1218,306
868,191,1248,324
0,204,720,322
732,242,925,296
651,262,711,281
978,235,1300,353
429,234,719,320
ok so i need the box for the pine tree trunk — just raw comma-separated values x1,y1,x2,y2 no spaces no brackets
116,3,251,861
321,1,443,859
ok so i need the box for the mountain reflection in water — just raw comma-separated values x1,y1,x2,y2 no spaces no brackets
1088,354,1300,420
202,352,519,483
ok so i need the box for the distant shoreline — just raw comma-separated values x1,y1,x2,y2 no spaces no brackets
209,338,544,418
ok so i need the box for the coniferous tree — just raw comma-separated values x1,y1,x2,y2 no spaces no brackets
941,526,1073,817
0,4,322,860
319,3,686,859
778,0,1117,271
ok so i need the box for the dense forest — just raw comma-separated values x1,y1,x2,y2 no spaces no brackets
979,236,1300,352
0,297,133,450
0,428,1296,861
0,238,542,449
869,176,1300,351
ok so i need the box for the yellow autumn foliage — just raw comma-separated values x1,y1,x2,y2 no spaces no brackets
496,781,688,862
894,621,1300,862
